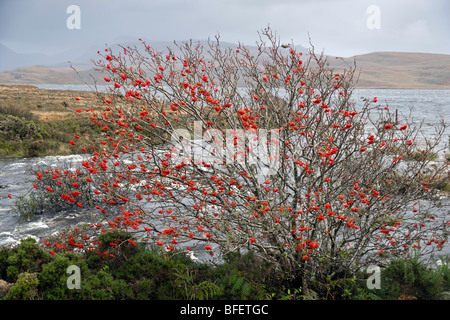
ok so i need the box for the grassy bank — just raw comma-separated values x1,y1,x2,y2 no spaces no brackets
0,84,102,158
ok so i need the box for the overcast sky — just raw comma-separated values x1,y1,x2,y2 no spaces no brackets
1,0,449,58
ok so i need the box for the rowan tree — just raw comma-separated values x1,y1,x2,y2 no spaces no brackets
32,28,449,293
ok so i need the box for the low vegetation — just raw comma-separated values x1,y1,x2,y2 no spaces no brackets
0,84,103,158
1,233,450,300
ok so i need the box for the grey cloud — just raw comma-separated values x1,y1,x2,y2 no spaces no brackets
0,0,448,60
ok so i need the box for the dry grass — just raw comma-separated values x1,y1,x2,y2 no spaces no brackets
0,84,101,122
0,84,107,157
323,52,450,89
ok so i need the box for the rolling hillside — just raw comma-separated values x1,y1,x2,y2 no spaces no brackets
0,42,449,89
330,51,450,89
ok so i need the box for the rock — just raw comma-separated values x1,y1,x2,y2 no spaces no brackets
0,279,13,297
440,291,450,300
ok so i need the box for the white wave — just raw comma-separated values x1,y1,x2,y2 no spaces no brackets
33,154,87,168
0,234,40,247
0,234,19,247
59,154,86,162
14,221,49,233
5,162,26,170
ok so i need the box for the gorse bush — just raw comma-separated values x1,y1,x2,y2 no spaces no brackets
0,238,51,283
4,272,40,300
0,234,277,300
379,253,444,299
38,252,87,300
0,114,51,157
0,114,49,141
2,235,450,300
19,27,450,295
354,253,450,300
0,104,104,158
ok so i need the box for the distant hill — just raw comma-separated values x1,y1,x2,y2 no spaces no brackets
0,65,102,85
0,43,53,72
0,40,449,89
329,51,450,89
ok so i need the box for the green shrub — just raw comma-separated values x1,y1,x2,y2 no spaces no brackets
85,229,140,270
0,247,10,280
364,253,444,300
82,267,133,300
210,251,271,300
436,257,450,291
2,238,51,283
172,265,223,300
0,109,103,158
83,230,199,299
0,114,47,141
38,252,87,300
112,246,189,299
4,272,40,300
6,232,450,300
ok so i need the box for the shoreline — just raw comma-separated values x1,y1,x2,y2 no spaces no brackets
3,83,450,91
0,84,104,158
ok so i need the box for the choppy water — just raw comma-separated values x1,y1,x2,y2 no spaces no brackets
0,87,449,259
0,154,92,247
